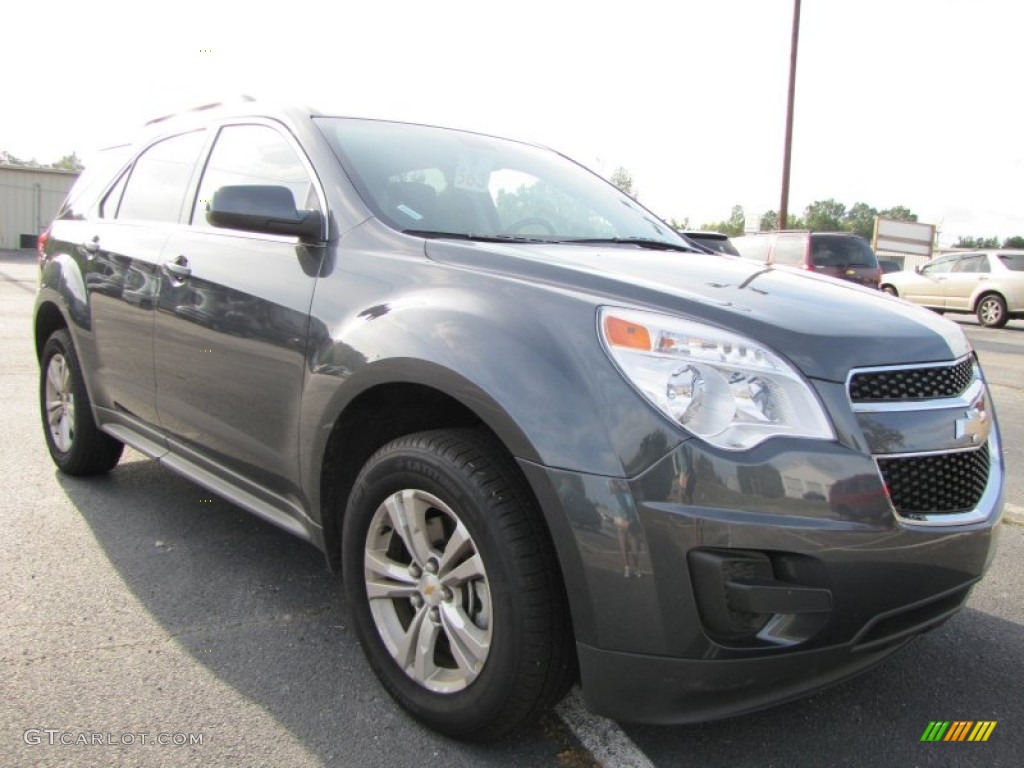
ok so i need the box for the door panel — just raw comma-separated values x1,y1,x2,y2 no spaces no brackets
154,230,322,500
80,129,207,431
910,256,958,306
85,222,168,426
944,254,989,311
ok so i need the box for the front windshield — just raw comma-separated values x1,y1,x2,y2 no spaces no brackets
315,117,683,245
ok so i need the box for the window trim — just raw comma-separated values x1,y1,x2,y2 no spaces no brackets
187,117,329,242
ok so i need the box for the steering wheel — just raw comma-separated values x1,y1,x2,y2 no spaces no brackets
503,217,557,236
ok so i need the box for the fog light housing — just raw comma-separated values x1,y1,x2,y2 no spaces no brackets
689,549,832,645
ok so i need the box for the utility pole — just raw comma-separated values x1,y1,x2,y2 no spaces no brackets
779,0,801,230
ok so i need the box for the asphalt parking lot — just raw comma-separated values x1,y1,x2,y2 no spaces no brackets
2,248,1022,767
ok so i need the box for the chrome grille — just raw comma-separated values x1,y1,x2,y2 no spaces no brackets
877,446,990,516
849,358,974,402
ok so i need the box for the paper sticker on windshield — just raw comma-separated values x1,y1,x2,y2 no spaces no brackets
397,204,423,221
453,155,492,193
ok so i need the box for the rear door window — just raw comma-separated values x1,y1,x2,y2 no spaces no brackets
954,254,990,273
117,131,206,223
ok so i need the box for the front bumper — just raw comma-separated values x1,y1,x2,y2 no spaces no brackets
519,429,1002,724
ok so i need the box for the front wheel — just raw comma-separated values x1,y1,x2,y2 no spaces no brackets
342,429,574,740
881,285,898,297
39,329,124,475
977,293,1008,328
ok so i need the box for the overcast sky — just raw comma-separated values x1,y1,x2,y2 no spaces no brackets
5,0,1021,245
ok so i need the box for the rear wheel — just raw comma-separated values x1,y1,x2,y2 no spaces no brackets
342,428,574,740
40,329,124,475
977,293,1008,328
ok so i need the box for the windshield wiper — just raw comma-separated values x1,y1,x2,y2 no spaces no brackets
403,229,561,244
564,237,702,253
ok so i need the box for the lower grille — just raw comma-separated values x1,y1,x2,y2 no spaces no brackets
878,445,990,515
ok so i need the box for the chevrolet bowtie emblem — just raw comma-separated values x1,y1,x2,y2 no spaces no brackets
955,398,989,445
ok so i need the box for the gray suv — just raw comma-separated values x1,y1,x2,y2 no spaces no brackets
35,103,1003,739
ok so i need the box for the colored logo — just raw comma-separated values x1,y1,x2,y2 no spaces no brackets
921,721,996,742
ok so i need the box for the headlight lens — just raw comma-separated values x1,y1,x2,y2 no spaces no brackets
599,307,834,450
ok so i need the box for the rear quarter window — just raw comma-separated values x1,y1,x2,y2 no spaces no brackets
997,253,1024,271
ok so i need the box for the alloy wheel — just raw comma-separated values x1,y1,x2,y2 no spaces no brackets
44,353,75,452
363,488,492,693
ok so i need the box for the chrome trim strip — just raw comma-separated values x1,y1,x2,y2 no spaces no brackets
874,442,989,460
845,354,973,380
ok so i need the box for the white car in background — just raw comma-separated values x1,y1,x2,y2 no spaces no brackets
880,249,1024,327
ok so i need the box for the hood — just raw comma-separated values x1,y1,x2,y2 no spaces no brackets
424,240,970,382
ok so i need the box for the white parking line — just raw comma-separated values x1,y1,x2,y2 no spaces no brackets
556,687,655,768
1004,502,1024,524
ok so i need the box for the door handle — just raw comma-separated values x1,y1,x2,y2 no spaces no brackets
162,256,192,279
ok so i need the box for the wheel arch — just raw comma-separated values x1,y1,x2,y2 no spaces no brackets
972,288,1006,312
34,300,69,360
314,375,588,642
317,381,484,571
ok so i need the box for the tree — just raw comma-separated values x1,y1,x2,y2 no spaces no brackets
52,152,84,171
0,150,40,167
1002,236,1024,248
843,202,878,239
609,167,638,199
954,236,1000,248
668,216,690,231
701,204,745,236
1,150,82,170
878,206,917,222
759,210,779,231
803,199,846,232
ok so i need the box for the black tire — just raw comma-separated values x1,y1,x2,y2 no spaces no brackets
39,329,124,475
881,285,898,297
976,293,1008,328
342,428,574,740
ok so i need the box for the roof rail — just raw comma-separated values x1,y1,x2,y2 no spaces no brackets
144,95,256,126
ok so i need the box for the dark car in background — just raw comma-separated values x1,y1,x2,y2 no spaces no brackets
34,102,1002,740
732,231,882,288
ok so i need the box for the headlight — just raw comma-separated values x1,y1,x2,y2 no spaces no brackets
599,307,834,450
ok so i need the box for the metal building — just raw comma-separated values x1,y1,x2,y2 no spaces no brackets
0,165,79,249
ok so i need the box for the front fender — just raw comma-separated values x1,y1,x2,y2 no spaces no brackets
300,255,678,489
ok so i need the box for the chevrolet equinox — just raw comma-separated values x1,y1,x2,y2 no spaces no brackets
34,102,1003,739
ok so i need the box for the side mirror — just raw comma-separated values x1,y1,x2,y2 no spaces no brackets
915,265,923,274
207,185,323,240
